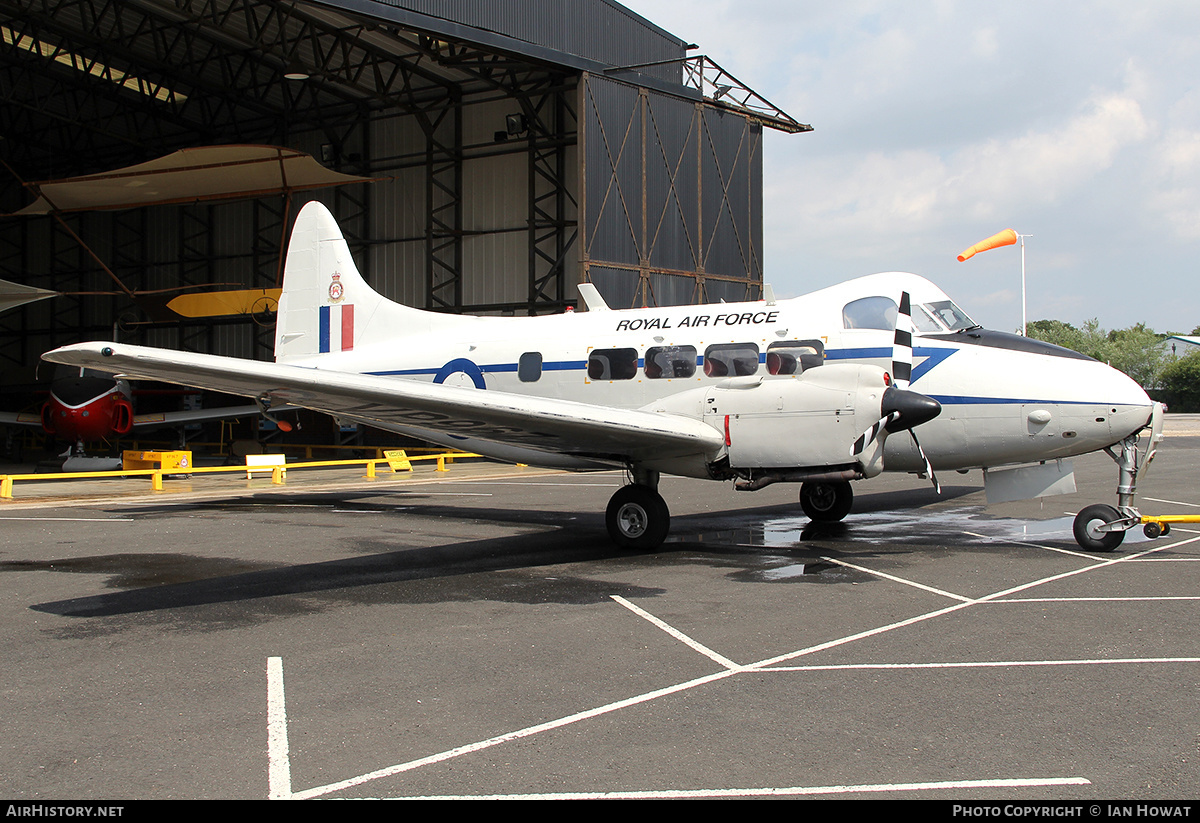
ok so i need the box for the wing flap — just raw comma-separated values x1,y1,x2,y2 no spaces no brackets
43,343,724,463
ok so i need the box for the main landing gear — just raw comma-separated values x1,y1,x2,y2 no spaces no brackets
799,480,854,523
606,470,670,551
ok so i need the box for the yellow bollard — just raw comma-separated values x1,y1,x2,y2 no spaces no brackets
436,455,446,472
272,465,284,484
367,461,377,479
1,475,11,499
152,471,163,491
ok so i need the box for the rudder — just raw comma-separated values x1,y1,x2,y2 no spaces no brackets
274,201,396,363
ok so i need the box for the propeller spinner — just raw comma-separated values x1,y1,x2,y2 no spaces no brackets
851,291,943,492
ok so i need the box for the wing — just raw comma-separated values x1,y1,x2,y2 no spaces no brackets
0,411,43,428
42,343,724,465
132,404,262,429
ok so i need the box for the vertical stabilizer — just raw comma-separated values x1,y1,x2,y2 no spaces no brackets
274,201,425,363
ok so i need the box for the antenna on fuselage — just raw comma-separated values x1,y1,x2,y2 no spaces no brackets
577,282,610,312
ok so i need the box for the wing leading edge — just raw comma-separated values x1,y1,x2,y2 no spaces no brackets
42,342,725,466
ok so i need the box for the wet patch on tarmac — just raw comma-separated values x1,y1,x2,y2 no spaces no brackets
24,530,663,632
0,553,273,589
670,505,1149,551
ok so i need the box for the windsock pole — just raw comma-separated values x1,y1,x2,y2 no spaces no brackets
1020,234,1027,337
956,228,1030,336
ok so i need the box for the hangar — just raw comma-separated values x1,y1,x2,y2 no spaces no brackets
0,0,806,446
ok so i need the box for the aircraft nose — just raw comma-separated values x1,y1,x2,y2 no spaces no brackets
882,385,942,432
1102,368,1155,437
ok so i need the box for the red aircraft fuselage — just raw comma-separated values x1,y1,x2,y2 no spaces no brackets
39,375,133,442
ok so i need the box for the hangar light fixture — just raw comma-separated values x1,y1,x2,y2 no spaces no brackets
283,61,310,81
1,25,185,105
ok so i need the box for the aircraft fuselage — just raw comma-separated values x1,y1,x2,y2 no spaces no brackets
283,272,1152,480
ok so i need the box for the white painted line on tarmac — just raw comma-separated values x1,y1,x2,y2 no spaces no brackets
1145,497,1200,508
273,531,1200,799
290,667,741,800
267,657,292,801
749,600,976,670
611,594,742,670
820,556,975,602
0,515,134,522
999,595,1200,603
373,776,1090,800
765,657,1200,673
966,530,1107,560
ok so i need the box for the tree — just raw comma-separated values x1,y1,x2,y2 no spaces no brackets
1106,323,1169,388
1158,351,1200,412
1026,319,1167,388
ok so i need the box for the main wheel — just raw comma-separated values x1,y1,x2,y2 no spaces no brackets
800,480,854,523
606,484,670,551
1073,504,1125,552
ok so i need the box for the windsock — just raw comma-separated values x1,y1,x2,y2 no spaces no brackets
957,228,1018,262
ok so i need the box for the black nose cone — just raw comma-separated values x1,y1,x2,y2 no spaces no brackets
882,385,941,432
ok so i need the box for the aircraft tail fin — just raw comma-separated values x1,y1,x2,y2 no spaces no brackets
274,201,426,363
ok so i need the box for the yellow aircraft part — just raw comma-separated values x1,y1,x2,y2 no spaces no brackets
1142,514,1200,525
167,288,281,318
957,228,1018,262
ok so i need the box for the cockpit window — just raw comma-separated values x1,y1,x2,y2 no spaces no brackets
842,296,897,330
922,300,976,331
911,304,942,333
765,340,824,375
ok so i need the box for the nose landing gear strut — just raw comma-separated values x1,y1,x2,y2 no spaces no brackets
1072,403,1164,552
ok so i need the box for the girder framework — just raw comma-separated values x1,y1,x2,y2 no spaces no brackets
0,0,797,385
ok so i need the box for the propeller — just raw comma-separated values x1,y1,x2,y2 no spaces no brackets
851,291,942,492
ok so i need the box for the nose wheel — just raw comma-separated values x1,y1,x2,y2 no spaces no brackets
606,484,670,551
1072,405,1163,551
1072,504,1126,552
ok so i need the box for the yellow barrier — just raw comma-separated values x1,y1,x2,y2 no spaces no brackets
0,451,480,500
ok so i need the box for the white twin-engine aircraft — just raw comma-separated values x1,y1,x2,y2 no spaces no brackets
43,202,1163,552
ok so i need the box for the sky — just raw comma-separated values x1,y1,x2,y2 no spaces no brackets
620,0,1200,335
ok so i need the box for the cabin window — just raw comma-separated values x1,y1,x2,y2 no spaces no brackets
644,345,697,379
703,344,759,377
518,352,542,382
587,348,639,380
765,340,824,374
842,296,897,330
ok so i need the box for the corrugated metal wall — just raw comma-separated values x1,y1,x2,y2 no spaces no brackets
580,72,763,308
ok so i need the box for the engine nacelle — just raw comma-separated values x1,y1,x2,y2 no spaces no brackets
645,364,892,477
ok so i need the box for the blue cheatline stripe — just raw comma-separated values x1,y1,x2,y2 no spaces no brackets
318,306,331,353
371,360,585,377
929,395,1140,407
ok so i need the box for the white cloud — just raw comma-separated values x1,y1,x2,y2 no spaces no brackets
620,0,1200,331
783,91,1149,248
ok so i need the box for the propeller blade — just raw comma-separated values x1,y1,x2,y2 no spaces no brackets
909,429,941,494
892,291,913,389
851,410,900,456
851,386,942,457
